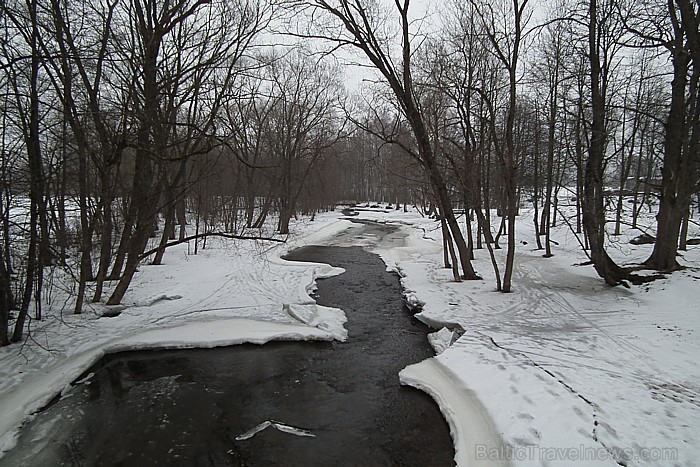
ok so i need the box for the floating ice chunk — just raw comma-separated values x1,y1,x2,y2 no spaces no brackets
235,420,315,441
428,327,459,354
270,421,315,438
282,304,348,341
235,421,272,441
403,292,425,311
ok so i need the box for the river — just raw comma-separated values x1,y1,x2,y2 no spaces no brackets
2,221,454,466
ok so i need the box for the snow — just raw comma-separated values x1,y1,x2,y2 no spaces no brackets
357,204,699,467
427,327,461,354
2,202,699,467
400,358,510,467
0,213,349,455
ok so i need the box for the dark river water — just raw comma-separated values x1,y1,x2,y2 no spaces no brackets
2,223,454,466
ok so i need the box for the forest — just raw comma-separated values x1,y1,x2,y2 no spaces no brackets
0,0,698,346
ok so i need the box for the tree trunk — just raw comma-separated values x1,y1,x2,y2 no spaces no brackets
278,210,292,235
679,208,690,251
475,207,502,291
107,14,161,305
543,90,557,258
152,210,174,265
444,219,462,282
431,173,477,279
13,0,44,339
645,48,691,271
75,142,94,314
108,198,135,280
533,148,544,251
177,198,187,241
245,170,257,228
92,189,114,303
0,249,13,346
631,128,646,229
440,216,451,269
465,208,474,260
106,153,159,305
252,196,272,229
583,0,627,286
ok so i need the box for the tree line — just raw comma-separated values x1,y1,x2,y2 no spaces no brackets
1,0,698,346
289,0,699,288
0,0,350,345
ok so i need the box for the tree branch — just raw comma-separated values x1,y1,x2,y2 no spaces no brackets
139,231,286,260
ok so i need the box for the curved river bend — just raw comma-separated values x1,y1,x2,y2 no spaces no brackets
2,223,454,466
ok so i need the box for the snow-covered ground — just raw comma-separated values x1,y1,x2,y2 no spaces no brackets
359,204,699,467
0,215,350,455
1,202,698,467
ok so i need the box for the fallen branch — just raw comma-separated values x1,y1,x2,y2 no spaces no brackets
139,232,287,260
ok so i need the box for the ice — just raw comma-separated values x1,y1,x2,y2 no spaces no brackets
400,358,509,467
427,327,459,354
235,420,273,441
268,421,316,438
235,420,315,441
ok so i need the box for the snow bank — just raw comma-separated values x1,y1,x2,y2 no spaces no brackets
0,214,351,458
400,358,511,467
352,205,698,467
0,318,335,453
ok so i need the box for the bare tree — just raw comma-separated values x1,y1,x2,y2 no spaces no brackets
2,0,53,340
223,75,277,229
533,13,568,258
107,0,269,304
466,0,532,291
290,0,479,280
625,0,700,270
582,0,630,285
44,0,131,311
262,49,344,234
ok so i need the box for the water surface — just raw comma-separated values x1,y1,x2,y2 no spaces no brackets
2,223,454,466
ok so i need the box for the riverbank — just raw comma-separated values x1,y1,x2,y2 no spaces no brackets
2,205,698,466
0,215,350,455
357,206,699,467
2,240,457,465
